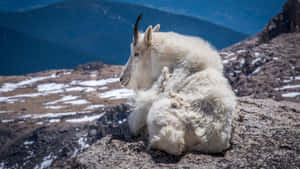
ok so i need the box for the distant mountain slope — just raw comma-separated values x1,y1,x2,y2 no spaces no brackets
0,0,248,68
0,26,93,75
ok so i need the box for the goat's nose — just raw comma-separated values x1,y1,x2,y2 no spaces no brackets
120,76,123,82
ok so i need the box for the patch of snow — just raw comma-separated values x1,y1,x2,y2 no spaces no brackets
254,52,260,57
90,73,97,77
49,119,60,123
219,52,229,55
237,50,247,54
71,148,79,158
35,122,43,125
252,67,261,74
222,57,237,64
251,58,261,65
240,58,245,65
99,88,134,100
84,87,97,92
273,57,279,60
84,105,104,110
281,92,300,98
275,84,300,90
118,118,127,124
63,72,72,75
37,83,68,93
23,111,86,119
70,80,80,85
76,78,119,87
98,86,108,90
0,93,44,104
45,105,66,110
34,154,56,169
66,113,105,123
24,141,34,145
64,99,90,105
0,162,4,169
0,110,11,114
65,86,96,92
283,76,300,83
0,74,56,93
1,119,14,123
78,134,90,151
45,95,79,105
44,89,64,94
227,53,235,57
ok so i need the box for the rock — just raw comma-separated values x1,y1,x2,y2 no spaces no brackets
260,0,300,42
221,0,300,103
61,97,300,169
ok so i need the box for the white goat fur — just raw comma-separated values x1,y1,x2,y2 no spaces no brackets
123,24,237,155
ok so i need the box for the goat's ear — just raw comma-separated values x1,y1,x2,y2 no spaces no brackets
144,25,152,47
153,24,160,32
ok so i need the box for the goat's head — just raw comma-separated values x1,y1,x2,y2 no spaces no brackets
120,14,160,90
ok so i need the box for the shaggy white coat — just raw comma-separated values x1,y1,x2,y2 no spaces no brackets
123,26,237,155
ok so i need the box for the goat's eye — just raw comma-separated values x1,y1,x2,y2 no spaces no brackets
134,52,139,57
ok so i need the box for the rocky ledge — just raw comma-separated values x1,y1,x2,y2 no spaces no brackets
52,97,300,169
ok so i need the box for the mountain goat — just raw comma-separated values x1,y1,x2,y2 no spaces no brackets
120,14,237,155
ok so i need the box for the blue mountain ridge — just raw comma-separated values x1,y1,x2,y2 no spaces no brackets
0,26,92,75
0,0,248,75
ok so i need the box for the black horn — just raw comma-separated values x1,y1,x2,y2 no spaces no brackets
134,14,143,46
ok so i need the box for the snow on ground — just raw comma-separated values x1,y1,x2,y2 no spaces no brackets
98,88,134,100
63,72,72,75
37,83,69,93
98,86,109,90
24,141,34,145
34,154,56,169
0,96,25,104
45,95,79,105
64,99,90,105
283,76,300,83
275,84,300,90
90,73,97,77
0,110,12,114
254,52,260,57
22,111,87,119
45,105,67,110
282,92,300,98
237,50,247,54
0,74,56,93
73,78,119,87
219,52,234,58
71,148,79,158
222,57,237,64
118,118,127,124
252,67,261,74
240,58,245,65
77,134,90,151
1,119,14,123
66,113,105,123
251,58,261,65
0,93,42,104
65,86,96,92
49,119,61,123
84,105,104,110
0,163,4,169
